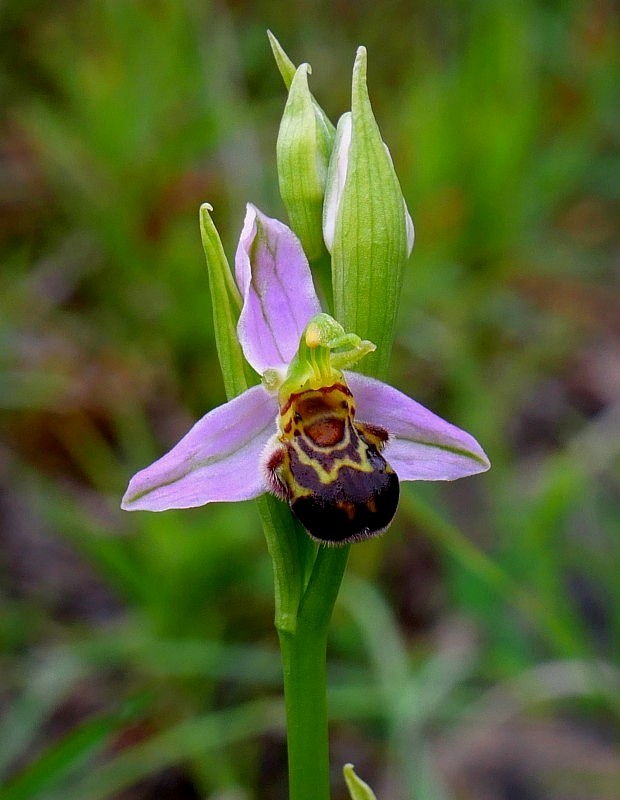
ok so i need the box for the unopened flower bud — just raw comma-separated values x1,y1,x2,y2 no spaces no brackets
270,32,336,261
324,47,414,379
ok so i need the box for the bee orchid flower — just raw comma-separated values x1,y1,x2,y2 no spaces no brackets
122,204,489,544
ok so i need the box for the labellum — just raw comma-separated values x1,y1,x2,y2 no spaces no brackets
263,315,399,544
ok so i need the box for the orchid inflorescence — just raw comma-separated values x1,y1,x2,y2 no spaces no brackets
121,34,490,800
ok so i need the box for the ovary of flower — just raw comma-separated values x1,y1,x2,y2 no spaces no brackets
122,204,489,544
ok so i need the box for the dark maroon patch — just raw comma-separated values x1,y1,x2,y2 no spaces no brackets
291,457,400,544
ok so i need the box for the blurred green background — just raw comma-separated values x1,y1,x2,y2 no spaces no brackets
1,1,619,798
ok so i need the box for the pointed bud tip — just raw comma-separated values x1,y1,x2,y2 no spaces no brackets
199,204,215,233
199,203,215,239
353,46,368,75
343,763,377,800
268,30,297,89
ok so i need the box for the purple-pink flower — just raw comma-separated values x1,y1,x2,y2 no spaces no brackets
122,204,489,535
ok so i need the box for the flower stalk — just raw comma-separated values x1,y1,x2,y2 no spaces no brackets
279,545,350,800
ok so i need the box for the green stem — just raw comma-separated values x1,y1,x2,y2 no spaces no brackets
278,545,350,800
279,628,329,800
257,495,306,636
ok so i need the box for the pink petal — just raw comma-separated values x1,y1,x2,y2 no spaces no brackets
346,372,490,481
235,204,321,374
121,386,276,511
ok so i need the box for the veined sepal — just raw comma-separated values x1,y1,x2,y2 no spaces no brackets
277,62,335,261
325,47,414,380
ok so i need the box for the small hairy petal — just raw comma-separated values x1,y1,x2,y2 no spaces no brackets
121,386,276,511
346,372,490,481
235,204,321,374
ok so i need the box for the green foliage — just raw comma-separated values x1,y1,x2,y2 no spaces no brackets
1,1,619,798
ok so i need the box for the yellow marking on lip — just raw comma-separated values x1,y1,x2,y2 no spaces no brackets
286,433,374,485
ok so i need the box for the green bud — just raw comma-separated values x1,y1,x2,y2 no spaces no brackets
343,763,378,800
324,47,414,380
270,32,335,261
